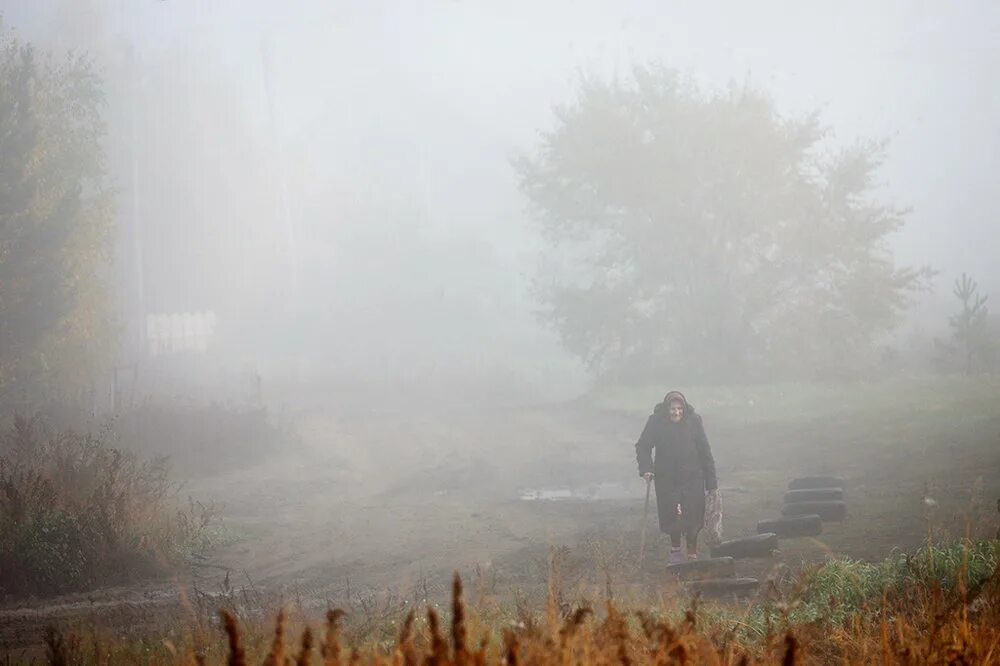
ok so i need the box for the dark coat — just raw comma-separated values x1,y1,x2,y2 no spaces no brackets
635,396,718,535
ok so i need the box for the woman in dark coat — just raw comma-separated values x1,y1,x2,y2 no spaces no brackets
635,391,717,563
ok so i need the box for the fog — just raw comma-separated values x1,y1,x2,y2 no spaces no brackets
3,1,1000,636
3,0,997,404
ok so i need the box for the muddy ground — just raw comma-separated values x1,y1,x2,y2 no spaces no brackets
3,377,999,651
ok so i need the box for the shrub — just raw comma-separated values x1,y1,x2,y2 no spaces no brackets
0,416,216,597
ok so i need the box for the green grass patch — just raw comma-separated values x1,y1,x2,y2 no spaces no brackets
725,538,1000,640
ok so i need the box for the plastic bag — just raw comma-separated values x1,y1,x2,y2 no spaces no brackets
703,489,724,548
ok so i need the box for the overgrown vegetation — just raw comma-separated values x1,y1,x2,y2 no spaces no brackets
0,416,218,597
23,537,1000,664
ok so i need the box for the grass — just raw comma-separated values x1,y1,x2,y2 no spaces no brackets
732,538,1000,640
25,537,1000,664
0,416,220,597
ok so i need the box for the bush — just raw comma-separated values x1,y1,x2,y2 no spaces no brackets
0,416,216,597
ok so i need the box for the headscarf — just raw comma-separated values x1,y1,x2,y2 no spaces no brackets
663,390,688,408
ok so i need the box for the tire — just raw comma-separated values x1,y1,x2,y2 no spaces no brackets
784,488,844,503
710,533,779,559
788,476,845,490
686,578,759,599
757,514,823,538
782,500,846,521
665,556,736,580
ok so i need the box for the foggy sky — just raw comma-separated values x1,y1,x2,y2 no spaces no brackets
178,0,1000,320
3,0,998,369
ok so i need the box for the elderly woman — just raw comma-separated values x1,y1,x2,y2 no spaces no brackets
635,391,718,563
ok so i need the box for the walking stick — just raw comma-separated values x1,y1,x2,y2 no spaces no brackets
638,476,652,568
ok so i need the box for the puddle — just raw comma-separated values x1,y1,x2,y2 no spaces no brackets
519,481,636,501
519,488,575,501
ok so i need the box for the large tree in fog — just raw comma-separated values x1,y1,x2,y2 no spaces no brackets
0,31,114,403
516,66,930,382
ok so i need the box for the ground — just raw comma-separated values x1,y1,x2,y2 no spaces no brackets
2,375,999,652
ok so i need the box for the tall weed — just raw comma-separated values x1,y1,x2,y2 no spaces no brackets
34,549,1000,664
0,416,217,597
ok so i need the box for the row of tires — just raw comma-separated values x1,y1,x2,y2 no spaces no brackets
773,475,847,529
667,475,848,599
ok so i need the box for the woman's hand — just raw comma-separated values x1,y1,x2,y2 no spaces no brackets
642,472,654,482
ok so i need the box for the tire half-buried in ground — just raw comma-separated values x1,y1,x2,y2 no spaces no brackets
782,500,847,521
757,514,823,538
788,476,845,490
710,533,779,559
784,487,844,503
686,578,759,599
665,557,736,580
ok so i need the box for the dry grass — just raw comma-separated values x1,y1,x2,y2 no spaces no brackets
32,552,1000,665
0,415,218,596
